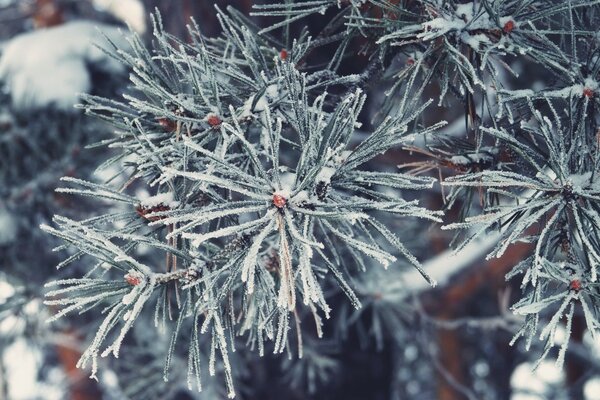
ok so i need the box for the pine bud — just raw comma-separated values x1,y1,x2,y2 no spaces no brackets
503,20,515,34
206,113,222,127
125,272,143,286
280,49,288,61
272,193,287,208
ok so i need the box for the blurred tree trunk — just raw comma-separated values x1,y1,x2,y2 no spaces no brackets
428,240,533,399
436,311,469,400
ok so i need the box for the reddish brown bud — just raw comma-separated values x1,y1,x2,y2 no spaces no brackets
569,279,582,292
406,57,415,66
207,114,222,127
584,87,594,98
280,49,288,61
125,273,142,286
503,20,515,34
272,193,287,208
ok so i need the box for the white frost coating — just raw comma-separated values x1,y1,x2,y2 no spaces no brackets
93,0,147,34
0,208,17,245
0,21,129,110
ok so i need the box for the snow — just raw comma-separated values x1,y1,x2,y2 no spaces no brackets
93,0,147,34
0,208,17,245
333,150,352,165
4,339,42,400
403,233,501,293
0,21,129,110
273,188,291,200
242,84,279,116
291,190,311,205
461,32,491,50
585,377,600,400
2,300,65,400
0,280,15,302
503,77,600,102
510,361,564,399
585,77,599,91
449,147,499,167
418,2,507,42
584,329,600,357
420,17,464,40
265,84,279,100
279,171,297,192
314,148,352,185
139,191,178,208
569,172,594,191
316,166,336,184
0,111,13,128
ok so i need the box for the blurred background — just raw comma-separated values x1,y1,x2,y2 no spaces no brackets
1,1,600,399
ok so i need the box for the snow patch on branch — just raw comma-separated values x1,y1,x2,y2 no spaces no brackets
0,21,129,110
93,0,147,34
403,233,501,293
